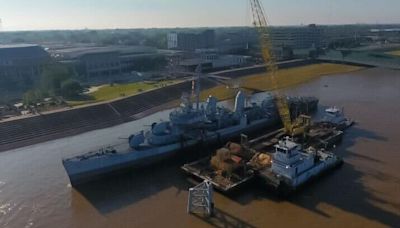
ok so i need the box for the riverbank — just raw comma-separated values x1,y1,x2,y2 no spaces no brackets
67,80,182,107
201,63,364,100
0,62,363,152
0,79,216,152
386,49,400,56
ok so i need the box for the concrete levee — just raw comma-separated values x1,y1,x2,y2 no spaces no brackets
0,79,218,152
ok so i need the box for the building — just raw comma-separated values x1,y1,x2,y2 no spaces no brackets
49,45,167,84
270,24,323,49
179,50,250,72
217,30,255,53
0,44,50,91
167,30,216,51
322,25,373,45
369,28,400,42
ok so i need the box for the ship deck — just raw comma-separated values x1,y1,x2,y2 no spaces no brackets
182,157,255,192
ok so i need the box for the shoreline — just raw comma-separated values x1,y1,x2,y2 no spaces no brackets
200,62,365,101
0,61,366,152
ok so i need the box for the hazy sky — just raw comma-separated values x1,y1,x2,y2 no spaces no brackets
0,0,399,31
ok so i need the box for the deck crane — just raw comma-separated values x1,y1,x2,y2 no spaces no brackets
248,0,310,136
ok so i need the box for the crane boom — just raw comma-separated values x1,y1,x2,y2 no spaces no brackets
249,0,293,134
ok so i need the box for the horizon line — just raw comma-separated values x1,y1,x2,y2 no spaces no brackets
1,22,400,33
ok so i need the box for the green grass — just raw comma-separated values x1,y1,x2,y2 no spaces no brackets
201,63,364,101
66,100,94,106
67,80,181,107
386,50,400,56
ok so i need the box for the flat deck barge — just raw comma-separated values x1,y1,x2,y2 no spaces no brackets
182,118,349,193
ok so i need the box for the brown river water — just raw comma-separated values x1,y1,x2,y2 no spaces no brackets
0,67,399,228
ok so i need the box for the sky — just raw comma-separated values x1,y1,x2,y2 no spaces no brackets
0,0,399,31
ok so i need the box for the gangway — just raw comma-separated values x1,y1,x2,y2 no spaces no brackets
187,181,214,216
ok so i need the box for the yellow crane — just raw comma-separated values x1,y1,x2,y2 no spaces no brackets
248,0,309,135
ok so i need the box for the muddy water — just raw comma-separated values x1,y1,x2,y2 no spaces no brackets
1,67,399,228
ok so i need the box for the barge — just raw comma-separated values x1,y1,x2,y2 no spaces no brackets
182,110,351,194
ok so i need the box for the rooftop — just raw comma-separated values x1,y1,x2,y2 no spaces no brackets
49,45,158,60
0,44,40,49
0,44,50,61
276,138,299,151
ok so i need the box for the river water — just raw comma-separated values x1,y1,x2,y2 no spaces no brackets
0,67,399,228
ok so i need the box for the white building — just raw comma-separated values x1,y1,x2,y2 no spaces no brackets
167,33,178,49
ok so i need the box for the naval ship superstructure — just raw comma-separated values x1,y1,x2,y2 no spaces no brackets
62,69,318,186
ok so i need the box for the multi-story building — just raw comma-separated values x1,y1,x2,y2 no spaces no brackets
216,25,382,52
167,30,216,51
49,45,168,84
0,44,50,90
369,28,400,42
270,24,324,49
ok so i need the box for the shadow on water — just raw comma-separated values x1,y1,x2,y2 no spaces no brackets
193,208,256,228
72,160,191,214
299,126,398,226
71,144,217,214
210,126,399,226
287,161,400,226
306,126,400,227
72,126,399,227
340,126,388,165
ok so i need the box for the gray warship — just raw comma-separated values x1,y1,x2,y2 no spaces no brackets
62,72,318,186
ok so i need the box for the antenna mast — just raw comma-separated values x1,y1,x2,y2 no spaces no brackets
194,64,202,110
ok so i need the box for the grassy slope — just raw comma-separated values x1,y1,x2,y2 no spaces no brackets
67,80,180,106
386,50,400,56
68,63,363,107
200,63,363,101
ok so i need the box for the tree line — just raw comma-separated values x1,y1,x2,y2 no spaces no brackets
23,65,83,105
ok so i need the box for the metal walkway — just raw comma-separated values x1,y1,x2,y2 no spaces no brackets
187,181,214,216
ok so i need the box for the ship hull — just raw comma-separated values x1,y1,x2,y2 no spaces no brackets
63,96,319,186
63,117,279,186
259,156,343,196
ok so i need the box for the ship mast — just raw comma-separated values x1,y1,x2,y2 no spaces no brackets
194,64,202,110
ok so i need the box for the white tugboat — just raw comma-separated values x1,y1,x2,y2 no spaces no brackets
319,106,354,130
259,137,343,195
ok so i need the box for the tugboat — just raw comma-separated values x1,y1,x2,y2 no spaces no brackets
258,137,343,195
318,106,354,130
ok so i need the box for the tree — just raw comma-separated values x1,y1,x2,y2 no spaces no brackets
144,33,167,49
60,79,83,99
40,64,71,95
340,50,352,60
23,90,43,105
